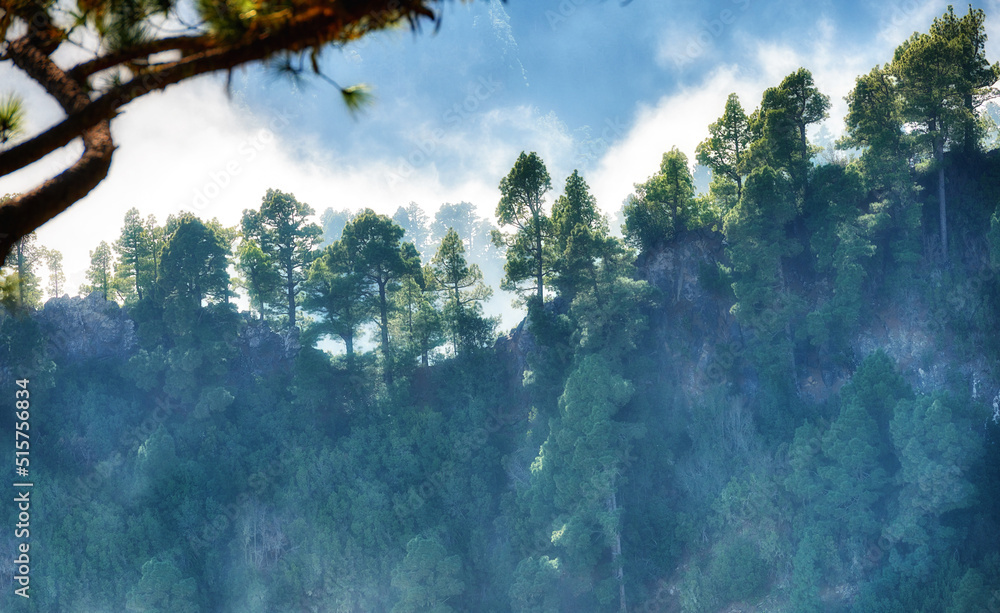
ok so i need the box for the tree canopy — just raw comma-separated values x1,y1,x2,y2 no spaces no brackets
493,151,554,304
0,0,491,263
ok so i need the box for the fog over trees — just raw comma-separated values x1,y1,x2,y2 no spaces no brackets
2,4,1000,613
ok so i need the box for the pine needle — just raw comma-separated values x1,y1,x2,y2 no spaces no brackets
340,84,374,115
0,93,25,146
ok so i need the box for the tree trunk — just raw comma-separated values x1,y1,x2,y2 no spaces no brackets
379,280,392,384
151,245,159,301
16,242,25,308
134,253,142,301
735,138,743,202
345,333,354,369
534,208,544,303
608,489,627,613
964,92,976,155
799,123,807,163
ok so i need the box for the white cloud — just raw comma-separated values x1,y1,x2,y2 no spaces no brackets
8,0,1000,301
587,65,755,215
874,0,949,48
13,73,575,297
589,6,941,216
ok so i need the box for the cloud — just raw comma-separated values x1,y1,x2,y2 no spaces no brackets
588,65,759,215
874,0,950,48
19,77,575,297
588,4,946,216
8,0,997,302
654,0,755,71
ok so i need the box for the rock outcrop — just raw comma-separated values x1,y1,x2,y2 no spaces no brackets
36,293,138,364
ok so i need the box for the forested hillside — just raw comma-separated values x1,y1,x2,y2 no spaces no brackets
2,6,1000,612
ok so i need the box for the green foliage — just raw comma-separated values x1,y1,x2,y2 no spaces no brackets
0,92,25,144
524,354,642,603
319,206,356,246
923,6,1000,153
839,349,913,424
509,556,561,613
747,67,830,194
493,151,554,303
342,209,421,372
569,245,653,363
114,208,156,303
785,352,911,555
804,164,876,348
126,558,199,613
2,231,42,310
550,170,610,302
703,537,768,607
303,241,371,363
889,6,1000,257
42,246,66,299
853,558,998,613
241,189,321,327
786,399,889,536
842,64,906,161
11,15,1000,612
888,394,981,576
235,238,282,321
789,529,826,613
723,165,801,380
946,568,990,612
622,147,695,252
432,201,496,262
841,63,923,275
393,202,432,256
391,267,446,367
82,239,116,300
391,535,465,613
432,227,495,354
158,214,231,332
697,92,752,203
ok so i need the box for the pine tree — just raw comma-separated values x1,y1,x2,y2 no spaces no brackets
242,189,321,327
493,151,554,304
43,247,65,299
114,207,154,302
303,241,371,367
432,228,493,354
550,170,610,303
697,93,752,202
342,209,421,379
2,232,42,309
623,147,695,252
236,239,281,321
82,240,115,300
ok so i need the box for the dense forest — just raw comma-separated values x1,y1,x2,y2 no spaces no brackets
3,5,1000,612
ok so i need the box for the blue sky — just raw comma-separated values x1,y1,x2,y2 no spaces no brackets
4,0,1000,319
